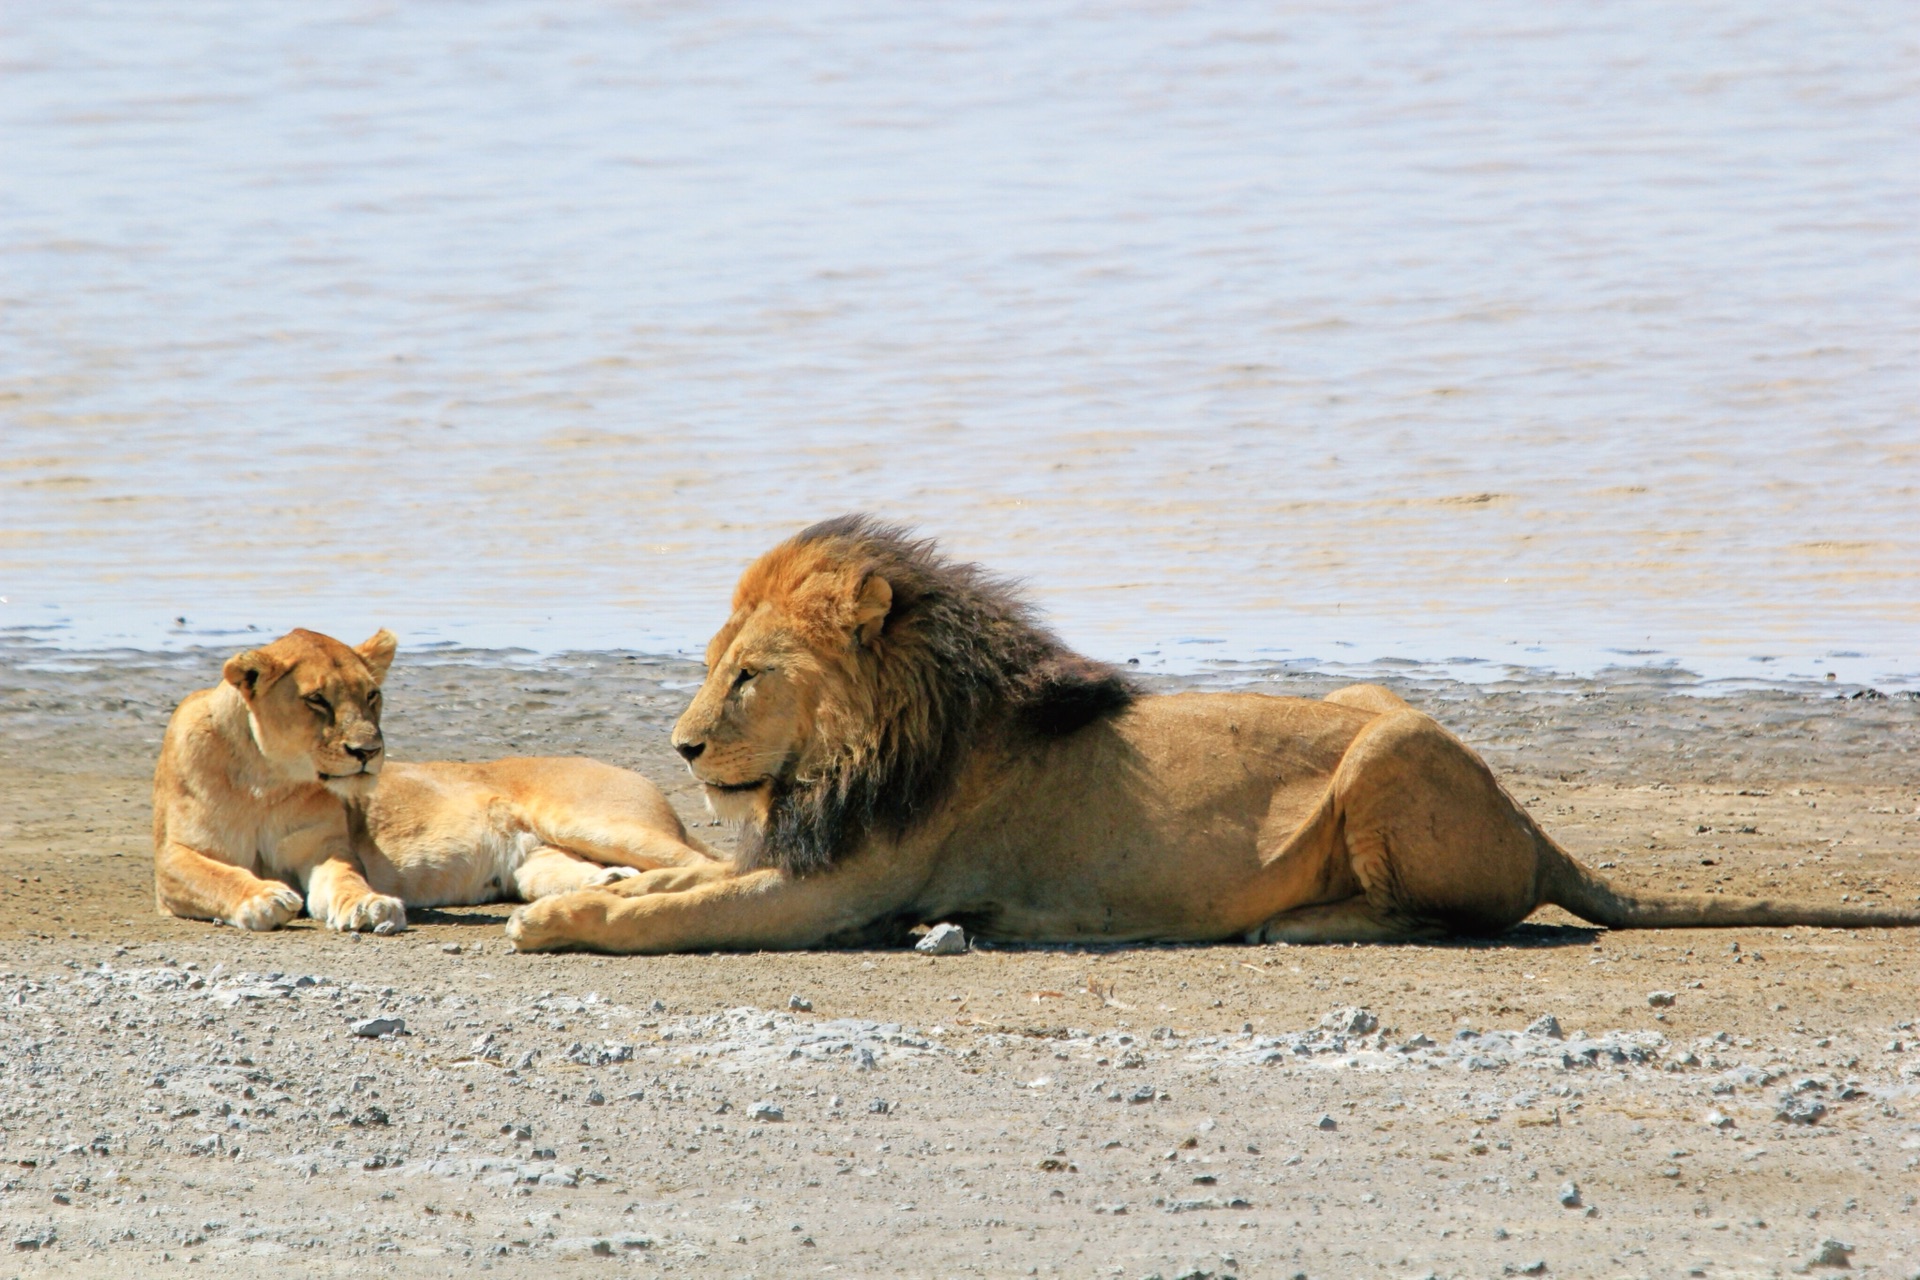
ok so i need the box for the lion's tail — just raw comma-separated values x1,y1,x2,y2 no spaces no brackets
1536,842,1920,930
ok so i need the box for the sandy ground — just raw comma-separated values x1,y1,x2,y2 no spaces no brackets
3,647,1919,1278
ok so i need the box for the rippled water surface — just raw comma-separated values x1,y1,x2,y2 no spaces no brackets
3,2,1915,684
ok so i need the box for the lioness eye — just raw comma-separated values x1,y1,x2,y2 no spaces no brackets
304,693,331,714
731,668,756,691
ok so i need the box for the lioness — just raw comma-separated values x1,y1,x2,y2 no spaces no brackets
506,515,1920,954
154,627,717,931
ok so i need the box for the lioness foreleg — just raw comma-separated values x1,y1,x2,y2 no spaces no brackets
304,854,407,933
155,841,304,931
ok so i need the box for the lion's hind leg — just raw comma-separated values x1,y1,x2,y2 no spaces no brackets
1328,708,1544,937
1247,899,1446,945
1321,683,1413,715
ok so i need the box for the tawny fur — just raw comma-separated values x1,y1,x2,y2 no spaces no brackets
153,628,718,932
503,518,1920,954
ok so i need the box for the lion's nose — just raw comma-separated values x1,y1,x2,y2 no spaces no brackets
674,739,705,763
346,741,383,764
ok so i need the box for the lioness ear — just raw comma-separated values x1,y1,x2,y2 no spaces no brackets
356,629,398,683
222,648,287,703
851,573,892,647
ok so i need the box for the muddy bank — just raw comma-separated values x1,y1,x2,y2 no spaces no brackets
2,646,1918,1276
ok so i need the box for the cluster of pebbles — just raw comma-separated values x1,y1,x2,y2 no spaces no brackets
4,952,1918,1276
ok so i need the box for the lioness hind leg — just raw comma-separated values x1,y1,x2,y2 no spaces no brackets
513,845,636,900
1247,898,1444,945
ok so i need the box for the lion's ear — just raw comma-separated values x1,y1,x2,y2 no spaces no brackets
851,573,893,647
356,629,398,683
222,648,287,703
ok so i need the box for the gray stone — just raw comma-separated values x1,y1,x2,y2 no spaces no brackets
1776,1095,1827,1126
1808,1238,1853,1268
1315,1114,1337,1131
1557,1181,1582,1208
1320,1007,1378,1035
916,923,968,955
788,994,812,1011
1525,1015,1564,1040
748,1101,784,1122
349,1016,405,1038
1647,991,1676,1008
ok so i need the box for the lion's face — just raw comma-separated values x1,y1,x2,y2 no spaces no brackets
223,628,397,798
671,560,893,826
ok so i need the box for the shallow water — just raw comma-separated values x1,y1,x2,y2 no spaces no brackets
3,2,1915,685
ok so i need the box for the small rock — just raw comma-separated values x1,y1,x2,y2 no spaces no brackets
1775,1095,1827,1126
1647,991,1676,1008
589,1240,612,1256
585,1089,605,1106
1315,1114,1337,1131
1092,1203,1129,1215
788,994,812,1011
748,1102,784,1122
915,923,968,955
1557,1181,1582,1208
868,1098,891,1114
350,1016,406,1038
1704,1110,1734,1129
1808,1238,1853,1268
1526,1015,1564,1040
440,942,462,954
1505,1262,1547,1276
1320,1006,1378,1035
1129,1085,1157,1104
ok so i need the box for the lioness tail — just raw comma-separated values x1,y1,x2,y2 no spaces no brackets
1538,844,1920,929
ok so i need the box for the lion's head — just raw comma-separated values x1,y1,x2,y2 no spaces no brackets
222,627,396,798
671,515,1135,875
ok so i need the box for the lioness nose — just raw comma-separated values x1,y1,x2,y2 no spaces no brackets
346,741,382,764
674,739,705,763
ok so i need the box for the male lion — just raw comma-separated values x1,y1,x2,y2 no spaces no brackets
154,627,717,932
506,515,1920,953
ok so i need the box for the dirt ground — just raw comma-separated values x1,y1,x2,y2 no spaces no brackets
2,646,1918,1278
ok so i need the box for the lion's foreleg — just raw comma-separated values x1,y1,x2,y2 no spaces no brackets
154,841,304,931
505,860,895,955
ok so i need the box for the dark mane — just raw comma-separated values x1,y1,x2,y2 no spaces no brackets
744,514,1137,877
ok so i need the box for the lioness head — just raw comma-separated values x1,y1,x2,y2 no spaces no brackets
222,628,397,797
671,516,1133,874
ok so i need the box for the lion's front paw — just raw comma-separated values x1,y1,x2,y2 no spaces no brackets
507,892,612,953
585,865,641,888
230,884,305,932
330,894,408,935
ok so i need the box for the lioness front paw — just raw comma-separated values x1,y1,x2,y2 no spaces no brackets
230,885,305,932
585,865,641,888
330,894,408,935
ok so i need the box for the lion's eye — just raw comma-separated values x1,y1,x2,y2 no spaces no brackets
367,690,381,708
731,668,757,692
